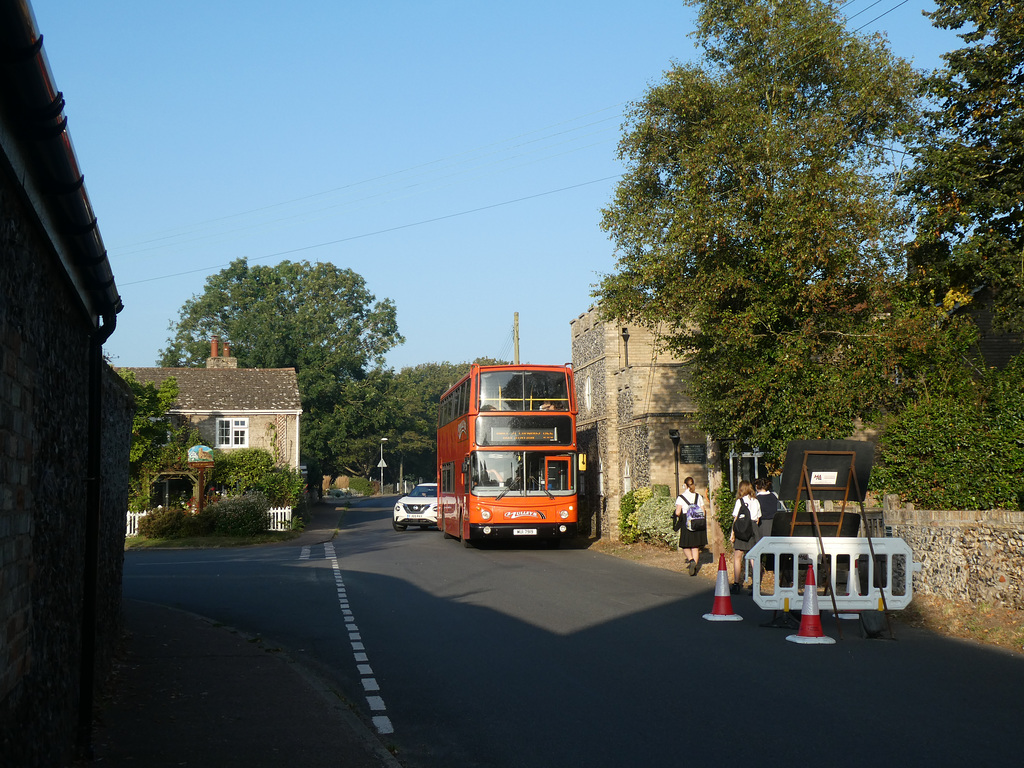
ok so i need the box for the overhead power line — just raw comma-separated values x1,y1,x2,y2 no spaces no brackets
120,175,621,286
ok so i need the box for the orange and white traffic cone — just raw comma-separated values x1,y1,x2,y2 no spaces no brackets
703,553,743,622
786,563,836,644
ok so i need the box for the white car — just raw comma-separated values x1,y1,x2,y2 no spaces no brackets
393,483,438,531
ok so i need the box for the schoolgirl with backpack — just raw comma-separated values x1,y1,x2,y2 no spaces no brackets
729,480,762,594
673,476,708,576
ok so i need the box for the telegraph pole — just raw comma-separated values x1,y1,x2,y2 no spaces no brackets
513,312,520,364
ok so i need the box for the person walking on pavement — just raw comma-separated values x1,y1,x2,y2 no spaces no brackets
730,480,761,593
754,477,780,538
674,476,708,576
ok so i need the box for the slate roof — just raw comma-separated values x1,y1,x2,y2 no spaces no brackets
120,368,302,412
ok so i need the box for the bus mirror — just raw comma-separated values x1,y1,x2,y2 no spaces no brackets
578,454,587,471
462,457,470,473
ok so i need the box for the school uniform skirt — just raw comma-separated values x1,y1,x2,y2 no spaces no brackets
679,526,708,549
732,533,758,552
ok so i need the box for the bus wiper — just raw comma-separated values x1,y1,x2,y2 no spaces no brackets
496,478,520,501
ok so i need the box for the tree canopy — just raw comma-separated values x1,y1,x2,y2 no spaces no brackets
595,0,958,467
160,258,403,474
903,0,1024,333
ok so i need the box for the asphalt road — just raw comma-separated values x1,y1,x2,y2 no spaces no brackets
124,497,1024,768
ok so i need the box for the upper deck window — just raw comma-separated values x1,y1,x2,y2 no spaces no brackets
478,370,569,412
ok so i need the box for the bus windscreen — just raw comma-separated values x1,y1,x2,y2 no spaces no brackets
478,370,569,411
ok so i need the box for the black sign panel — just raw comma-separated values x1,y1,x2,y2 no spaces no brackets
779,439,875,501
678,443,707,464
476,415,573,446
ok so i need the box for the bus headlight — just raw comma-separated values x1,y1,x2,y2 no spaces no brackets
481,509,492,521
559,510,569,519
559,525,567,533
483,526,492,535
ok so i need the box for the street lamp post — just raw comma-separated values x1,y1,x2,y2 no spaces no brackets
379,437,388,494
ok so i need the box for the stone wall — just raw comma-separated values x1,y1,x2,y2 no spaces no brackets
571,309,614,536
884,497,1024,611
1,162,132,765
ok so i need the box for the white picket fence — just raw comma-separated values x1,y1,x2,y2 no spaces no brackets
126,506,294,537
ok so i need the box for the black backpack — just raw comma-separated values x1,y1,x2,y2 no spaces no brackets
733,499,754,541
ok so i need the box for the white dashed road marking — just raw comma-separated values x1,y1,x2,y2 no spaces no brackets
322,542,395,735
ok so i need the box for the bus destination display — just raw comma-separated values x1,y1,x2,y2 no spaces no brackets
476,415,573,446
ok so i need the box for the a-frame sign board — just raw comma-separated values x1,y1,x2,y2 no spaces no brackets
778,439,894,639
790,450,859,537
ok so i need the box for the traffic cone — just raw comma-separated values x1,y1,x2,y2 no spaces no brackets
786,564,836,644
703,553,743,622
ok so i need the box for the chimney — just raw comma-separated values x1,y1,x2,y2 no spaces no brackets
207,337,238,369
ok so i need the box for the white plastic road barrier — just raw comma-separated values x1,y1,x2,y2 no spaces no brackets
746,536,923,613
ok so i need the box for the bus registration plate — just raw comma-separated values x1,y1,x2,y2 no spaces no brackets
513,528,538,536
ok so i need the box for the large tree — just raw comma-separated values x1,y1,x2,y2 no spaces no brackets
596,0,952,466
903,1,1024,333
160,258,403,474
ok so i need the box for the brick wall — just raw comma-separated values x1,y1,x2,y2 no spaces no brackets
1,164,132,765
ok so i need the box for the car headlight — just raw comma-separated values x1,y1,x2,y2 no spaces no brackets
394,504,402,513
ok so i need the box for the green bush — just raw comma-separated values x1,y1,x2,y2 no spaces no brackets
208,494,272,536
711,487,736,538
873,357,1024,509
137,507,216,538
214,448,275,492
618,487,654,544
349,476,374,496
256,467,305,507
635,494,678,547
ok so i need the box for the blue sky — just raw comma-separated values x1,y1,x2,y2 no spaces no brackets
30,0,962,370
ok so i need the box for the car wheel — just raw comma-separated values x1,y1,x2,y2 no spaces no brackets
392,520,407,531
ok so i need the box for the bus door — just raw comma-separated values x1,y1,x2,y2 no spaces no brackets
544,456,572,491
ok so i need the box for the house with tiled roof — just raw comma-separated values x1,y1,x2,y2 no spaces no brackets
122,337,303,470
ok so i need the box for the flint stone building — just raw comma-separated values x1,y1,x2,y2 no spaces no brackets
570,306,720,540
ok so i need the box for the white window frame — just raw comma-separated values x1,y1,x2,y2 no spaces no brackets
216,417,249,448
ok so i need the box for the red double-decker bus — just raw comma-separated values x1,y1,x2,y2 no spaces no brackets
436,364,579,546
